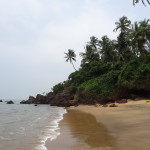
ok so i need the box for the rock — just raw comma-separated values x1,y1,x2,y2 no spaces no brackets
102,104,108,107
35,94,47,104
95,104,100,107
146,101,150,103
109,104,118,107
34,104,38,106
28,96,36,103
116,99,127,104
7,100,14,104
0,100,3,102
20,100,30,104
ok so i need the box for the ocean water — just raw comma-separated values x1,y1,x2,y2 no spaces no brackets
0,100,66,150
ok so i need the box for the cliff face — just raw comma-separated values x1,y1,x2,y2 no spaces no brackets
20,92,76,107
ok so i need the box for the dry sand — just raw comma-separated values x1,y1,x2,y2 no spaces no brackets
46,100,150,150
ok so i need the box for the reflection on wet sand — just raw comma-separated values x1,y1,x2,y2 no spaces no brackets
46,109,116,150
65,110,116,149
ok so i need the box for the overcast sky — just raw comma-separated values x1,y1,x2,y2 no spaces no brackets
0,0,149,99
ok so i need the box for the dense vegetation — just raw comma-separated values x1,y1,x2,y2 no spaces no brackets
52,16,150,104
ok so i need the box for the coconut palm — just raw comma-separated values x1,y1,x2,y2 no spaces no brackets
64,49,77,71
133,0,150,6
99,36,116,63
80,45,99,65
130,20,150,56
88,36,99,49
114,16,132,61
114,16,131,33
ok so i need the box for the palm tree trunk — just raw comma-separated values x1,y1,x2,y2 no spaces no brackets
71,61,77,71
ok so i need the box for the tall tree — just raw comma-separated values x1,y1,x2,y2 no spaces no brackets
99,36,116,63
130,20,150,56
80,45,99,65
133,0,150,6
114,16,132,61
64,49,77,71
88,36,99,49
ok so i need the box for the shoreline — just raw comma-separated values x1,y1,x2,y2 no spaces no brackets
46,100,150,150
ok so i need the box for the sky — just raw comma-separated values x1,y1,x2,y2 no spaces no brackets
0,0,149,99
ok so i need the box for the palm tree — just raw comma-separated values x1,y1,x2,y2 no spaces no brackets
114,16,132,61
88,36,99,49
80,45,99,65
64,49,77,71
133,0,150,6
114,16,131,33
99,36,116,63
130,20,150,56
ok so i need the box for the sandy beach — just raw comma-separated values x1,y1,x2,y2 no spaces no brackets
46,100,150,150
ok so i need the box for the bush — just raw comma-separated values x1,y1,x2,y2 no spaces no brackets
52,83,64,94
78,70,120,99
118,55,150,97
68,61,113,92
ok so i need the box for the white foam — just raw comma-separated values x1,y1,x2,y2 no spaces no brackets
35,108,67,150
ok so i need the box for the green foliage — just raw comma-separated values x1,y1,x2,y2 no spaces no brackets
118,55,150,84
52,83,64,94
60,17,150,104
118,55,150,97
68,61,112,92
78,70,120,98
75,90,98,104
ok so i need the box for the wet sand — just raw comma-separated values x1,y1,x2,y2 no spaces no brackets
46,100,150,150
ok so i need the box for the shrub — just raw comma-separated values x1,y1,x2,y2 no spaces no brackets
52,83,64,94
78,70,120,99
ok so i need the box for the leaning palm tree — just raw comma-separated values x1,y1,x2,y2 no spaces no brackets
133,0,150,6
64,49,77,71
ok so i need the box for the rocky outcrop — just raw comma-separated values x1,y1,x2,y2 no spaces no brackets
20,96,36,104
50,93,75,107
7,100,14,104
20,92,75,107
0,100,2,102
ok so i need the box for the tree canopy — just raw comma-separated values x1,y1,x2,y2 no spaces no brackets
60,16,150,104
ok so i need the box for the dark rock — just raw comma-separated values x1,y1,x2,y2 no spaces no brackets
28,96,36,103
146,101,150,103
0,100,2,102
20,100,30,104
7,100,14,104
20,96,36,104
35,94,48,104
34,104,38,106
116,99,128,104
109,104,118,107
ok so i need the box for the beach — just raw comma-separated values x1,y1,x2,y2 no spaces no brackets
46,100,150,150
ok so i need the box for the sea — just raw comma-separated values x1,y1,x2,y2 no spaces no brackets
0,100,66,150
